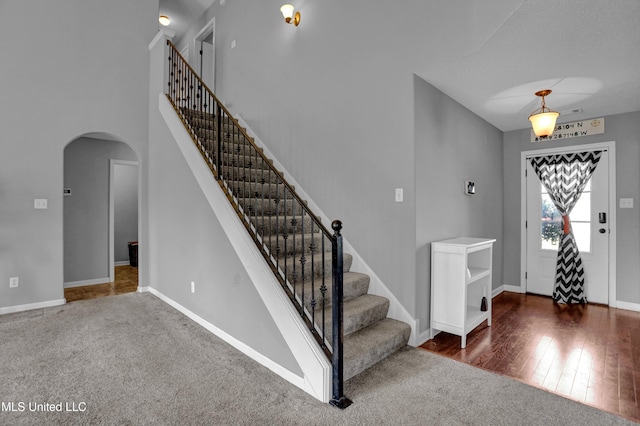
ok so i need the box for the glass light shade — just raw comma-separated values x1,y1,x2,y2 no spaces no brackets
529,111,559,137
280,4,295,20
159,15,171,26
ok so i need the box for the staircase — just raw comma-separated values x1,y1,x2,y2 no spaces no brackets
165,40,410,401
180,107,411,381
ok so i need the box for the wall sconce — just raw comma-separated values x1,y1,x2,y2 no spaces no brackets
159,15,171,26
528,90,559,138
280,4,301,26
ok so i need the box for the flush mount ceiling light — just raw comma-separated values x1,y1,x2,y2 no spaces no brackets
159,15,171,26
280,4,301,26
528,89,560,137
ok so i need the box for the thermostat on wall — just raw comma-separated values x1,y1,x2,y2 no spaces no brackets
465,181,475,196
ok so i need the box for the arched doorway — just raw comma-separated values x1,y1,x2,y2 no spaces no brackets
63,134,139,302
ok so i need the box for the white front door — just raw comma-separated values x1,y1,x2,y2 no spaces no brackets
525,148,611,304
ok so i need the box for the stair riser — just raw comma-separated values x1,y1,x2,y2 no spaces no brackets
181,112,241,131
278,254,352,284
229,182,296,200
248,215,318,236
299,273,370,312
262,233,329,257
343,319,412,381
214,154,269,170
233,197,305,217
320,296,390,342
196,129,251,145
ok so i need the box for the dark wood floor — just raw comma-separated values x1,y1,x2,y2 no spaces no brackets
420,291,640,423
64,265,138,303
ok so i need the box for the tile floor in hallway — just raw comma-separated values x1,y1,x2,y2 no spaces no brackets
420,291,640,423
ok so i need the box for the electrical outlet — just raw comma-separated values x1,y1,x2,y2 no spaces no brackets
9,277,19,288
191,281,195,293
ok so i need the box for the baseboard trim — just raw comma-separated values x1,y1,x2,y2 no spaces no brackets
503,284,524,293
615,300,640,313
147,287,306,392
137,286,150,293
415,329,433,346
0,298,66,316
114,261,130,267
64,277,110,289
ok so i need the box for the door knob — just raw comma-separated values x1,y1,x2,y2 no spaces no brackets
599,228,607,234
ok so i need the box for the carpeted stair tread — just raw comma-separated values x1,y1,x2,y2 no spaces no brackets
249,214,318,236
279,253,352,283
343,318,411,380
320,295,390,342
261,232,326,257
298,272,370,312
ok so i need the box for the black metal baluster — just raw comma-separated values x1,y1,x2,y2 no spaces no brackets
281,188,288,287
299,210,306,315
330,220,351,409
216,104,222,179
290,197,297,300
321,233,327,346
275,181,282,275
309,220,316,327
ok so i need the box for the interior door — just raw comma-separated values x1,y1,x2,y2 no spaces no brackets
525,149,609,304
199,39,214,91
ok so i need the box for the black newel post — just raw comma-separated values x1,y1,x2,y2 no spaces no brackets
329,220,353,409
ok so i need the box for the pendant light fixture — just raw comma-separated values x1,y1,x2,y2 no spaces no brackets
528,90,559,138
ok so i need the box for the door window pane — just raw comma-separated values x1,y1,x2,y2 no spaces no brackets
540,179,591,253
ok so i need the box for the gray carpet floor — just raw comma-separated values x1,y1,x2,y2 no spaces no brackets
0,292,634,425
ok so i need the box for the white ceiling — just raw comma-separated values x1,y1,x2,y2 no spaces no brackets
159,0,640,132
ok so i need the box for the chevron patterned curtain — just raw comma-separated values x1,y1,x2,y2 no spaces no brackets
529,151,603,304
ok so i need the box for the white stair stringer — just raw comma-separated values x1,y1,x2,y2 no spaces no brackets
159,94,331,403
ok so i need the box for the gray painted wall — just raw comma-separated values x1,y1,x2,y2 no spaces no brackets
114,164,139,263
147,36,302,375
174,0,486,323
0,0,156,309
64,138,137,283
503,111,640,304
415,76,504,334
175,3,508,334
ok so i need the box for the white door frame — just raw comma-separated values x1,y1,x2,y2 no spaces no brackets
520,141,617,306
109,159,139,283
193,17,215,92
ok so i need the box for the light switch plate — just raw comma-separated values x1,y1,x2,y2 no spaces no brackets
395,188,403,202
620,198,634,209
34,199,48,209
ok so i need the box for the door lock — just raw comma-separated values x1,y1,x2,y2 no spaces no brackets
599,228,607,234
598,212,607,223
